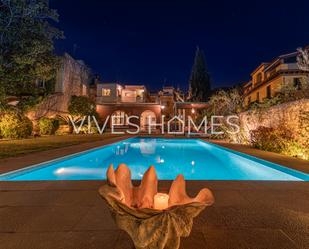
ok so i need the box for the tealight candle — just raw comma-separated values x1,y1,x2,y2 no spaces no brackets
154,193,169,210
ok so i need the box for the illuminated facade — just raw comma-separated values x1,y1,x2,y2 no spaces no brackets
93,83,208,130
95,83,161,129
243,51,308,106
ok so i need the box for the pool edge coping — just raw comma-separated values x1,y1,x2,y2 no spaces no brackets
0,136,136,180
198,139,309,181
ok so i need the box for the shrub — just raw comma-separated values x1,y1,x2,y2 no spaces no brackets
16,96,44,112
0,84,6,105
251,127,287,153
0,111,33,139
250,126,309,160
38,117,59,135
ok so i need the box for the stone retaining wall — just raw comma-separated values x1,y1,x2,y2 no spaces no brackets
239,99,309,141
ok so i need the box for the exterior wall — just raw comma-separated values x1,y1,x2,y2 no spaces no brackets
95,83,161,129
251,64,268,87
121,89,138,102
121,86,146,103
149,94,159,103
244,76,281,104
96,83,121,103
244,74,308,105
96,84,146,103
55,53,91,97
157,87,176,118
159,95,174,118
96,103,161,128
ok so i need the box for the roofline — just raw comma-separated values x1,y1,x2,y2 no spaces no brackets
62,52,90,69
96,83,146,88
242,80,252,87
278,51,298,58
250,63,269,76
124,85,146,88
97,82,122,85
250,50,300,76
96,102,160,106
175,102,209,104
264,51,299,72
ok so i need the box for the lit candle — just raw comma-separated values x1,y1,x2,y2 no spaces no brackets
154,193,169,210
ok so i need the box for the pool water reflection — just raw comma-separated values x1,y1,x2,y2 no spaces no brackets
0,137,308,181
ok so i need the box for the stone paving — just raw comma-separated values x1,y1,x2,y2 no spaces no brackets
0,180,308,249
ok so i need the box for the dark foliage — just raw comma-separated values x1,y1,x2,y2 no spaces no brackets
188,47,211,102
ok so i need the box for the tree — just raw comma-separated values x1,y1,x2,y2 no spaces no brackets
65,96,97,133
68,95,97,119
188,47,211,101
0,0,63,97
208,88,243,116
297,47,309,88
197,87,246,144
297,47,309,71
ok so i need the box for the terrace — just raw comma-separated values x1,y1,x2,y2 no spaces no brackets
0,136,308,249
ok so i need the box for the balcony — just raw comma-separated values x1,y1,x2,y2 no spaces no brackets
275,63,299,71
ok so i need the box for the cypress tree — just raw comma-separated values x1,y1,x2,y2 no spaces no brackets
188,47,211,101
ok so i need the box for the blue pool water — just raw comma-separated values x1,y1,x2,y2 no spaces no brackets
0,137,308,181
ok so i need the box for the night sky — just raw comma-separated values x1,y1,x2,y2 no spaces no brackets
50,0,309,91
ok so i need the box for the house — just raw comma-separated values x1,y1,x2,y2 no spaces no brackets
243,51,308,106
94,82,209,131
95,83,161,130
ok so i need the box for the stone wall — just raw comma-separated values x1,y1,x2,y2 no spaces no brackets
26,93,68,120
239,99,309,141
55,53,91,97
27,53,92,121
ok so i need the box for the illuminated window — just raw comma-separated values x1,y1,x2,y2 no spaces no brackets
112,111,126,125
102,88,111,96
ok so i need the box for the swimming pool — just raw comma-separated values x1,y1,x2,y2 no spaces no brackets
0,137,308,181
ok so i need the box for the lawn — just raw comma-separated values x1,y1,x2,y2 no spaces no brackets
0,134,121,159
